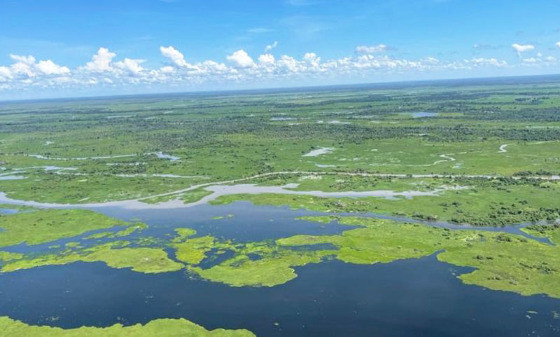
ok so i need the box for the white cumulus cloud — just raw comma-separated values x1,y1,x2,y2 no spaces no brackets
10,54,36,65
0,66,12,81
258,53,276,65
303,52,321,67
0,43,556,97
512,43,535,53
36,60,70,75
227,50,255,68
9,54,37,77
6,54,70,78
114,58,145,75
160,46,188,67
84,47,116,72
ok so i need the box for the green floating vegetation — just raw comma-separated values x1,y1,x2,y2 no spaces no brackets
2,242,184,274
437,235,560,297
84,223,148,240
173,228,198,241
0,209,129,248
279,218,455,264
170,228,333,287
4,214,560,298
280,216,560,298
0,251,23,261
212,214,234,220
171,228,217,265
191,246,332,287
174,235,216,265
0,316,256,337
84,246,184,274
65,242,81,248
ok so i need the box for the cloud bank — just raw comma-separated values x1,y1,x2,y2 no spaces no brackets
0,42,558,96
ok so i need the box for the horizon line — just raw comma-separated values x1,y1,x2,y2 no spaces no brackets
2,72,560,105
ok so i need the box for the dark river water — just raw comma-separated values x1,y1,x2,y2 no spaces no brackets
0,202,559,336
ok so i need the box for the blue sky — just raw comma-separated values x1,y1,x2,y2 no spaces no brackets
1,0,560,99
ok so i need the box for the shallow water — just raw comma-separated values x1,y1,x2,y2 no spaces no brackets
302,147,333,157
27,154,136,161
0,175,25,181
0,183,465,210
155,152,180,161
411,112,438,118
0,208,18,215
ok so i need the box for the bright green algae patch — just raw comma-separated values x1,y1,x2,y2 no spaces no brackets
437,235,560,297
279,218,450,264
0,251,23,261
280,216,560,298
171,228,216,264
190,247,332,287
174,236,216,265
0,209,129,248
170,228,334,287
0,316,256,337
84,246,183,273
0,208,180,274
2,242,184,274
84,223,148,240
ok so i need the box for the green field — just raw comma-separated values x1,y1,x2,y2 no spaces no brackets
1,81,560,205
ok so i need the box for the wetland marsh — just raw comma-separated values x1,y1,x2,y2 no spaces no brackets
1,78,560,336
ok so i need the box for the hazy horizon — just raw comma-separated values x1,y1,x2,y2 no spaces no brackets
2,72,560,104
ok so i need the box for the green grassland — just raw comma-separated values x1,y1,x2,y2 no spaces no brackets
0,209,129,248
212,177,560,226
1,238,184,274
0,316,256,337
1,80,560,205
189,243,333,287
